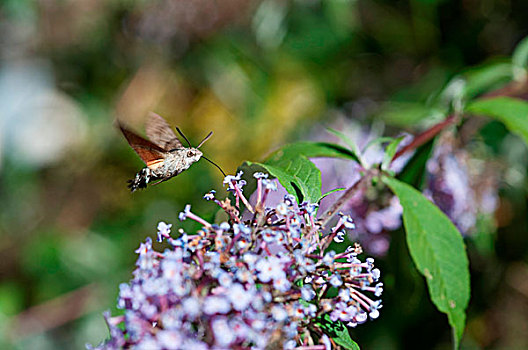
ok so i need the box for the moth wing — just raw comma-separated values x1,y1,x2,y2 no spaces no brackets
146,112,183,151
119,124,166,169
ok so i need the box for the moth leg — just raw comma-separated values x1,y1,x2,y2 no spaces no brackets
128,168,152,192
150,177,172,186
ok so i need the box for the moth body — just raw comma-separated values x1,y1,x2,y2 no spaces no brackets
127,147,203,192
160,147,203,176
119,112,220,192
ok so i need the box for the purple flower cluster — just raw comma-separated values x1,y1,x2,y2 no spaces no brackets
90,171,383,349
424,133,498,235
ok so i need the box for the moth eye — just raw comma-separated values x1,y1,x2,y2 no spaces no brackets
187,151,194,157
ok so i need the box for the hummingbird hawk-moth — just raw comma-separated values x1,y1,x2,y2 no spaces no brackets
118,112,225,192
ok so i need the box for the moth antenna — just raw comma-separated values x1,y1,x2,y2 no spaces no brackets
197,131,213,149
202,155,227,177
175,127,193,147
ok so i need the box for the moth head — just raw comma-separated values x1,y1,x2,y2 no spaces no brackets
185,148,203,164
175,127,226,177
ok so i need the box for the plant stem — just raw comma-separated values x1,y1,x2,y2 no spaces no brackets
319,170,376,228
392,114,457,162
392,79,528,163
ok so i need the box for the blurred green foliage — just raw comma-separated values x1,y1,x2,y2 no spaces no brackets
1,0,528,349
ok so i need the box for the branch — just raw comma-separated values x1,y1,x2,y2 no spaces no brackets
319,170,376,228
392,79,528,163
392,114,457,162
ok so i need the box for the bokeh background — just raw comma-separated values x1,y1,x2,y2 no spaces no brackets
1,0,528,349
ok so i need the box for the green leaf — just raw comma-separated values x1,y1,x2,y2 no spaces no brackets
381,136,405,171
333,326,360,350
326,128,363,164
465,97,528,146
316,315,361,350
382,176,470,349
266,141,360,164
247,156,322,203
252,141,366,203
362,136,394,152
319,187,346,201
397,139,435,188
243,141,361,205
462,61,513,99
512,36,528,72
376,102,438,127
